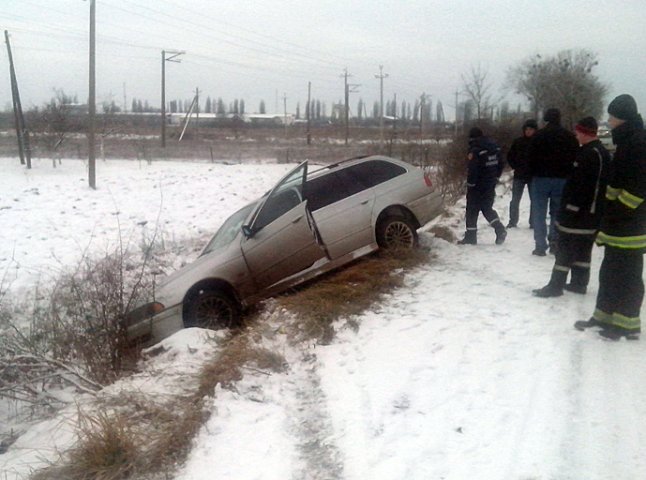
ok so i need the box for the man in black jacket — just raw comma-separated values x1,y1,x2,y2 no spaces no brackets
533,117,610,297
528,108,579,256
575,94,646,339
458,127,506,245
507,119,537,228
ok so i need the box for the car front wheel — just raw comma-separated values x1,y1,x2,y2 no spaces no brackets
184,289,241,329
376,215,418,249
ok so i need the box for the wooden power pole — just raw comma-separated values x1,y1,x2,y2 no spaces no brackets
375,65,388,148
88,0,96,188
5,30,31,168
161,49,184,147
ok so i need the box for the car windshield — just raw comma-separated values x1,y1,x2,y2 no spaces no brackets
201,203,255,255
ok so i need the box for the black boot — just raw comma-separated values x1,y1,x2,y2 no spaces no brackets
494,223,507,245
457,230,477,245
564,266,589,294
574,317,605,331
532,269,567,297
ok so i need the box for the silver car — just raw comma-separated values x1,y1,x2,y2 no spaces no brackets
127,155,443,344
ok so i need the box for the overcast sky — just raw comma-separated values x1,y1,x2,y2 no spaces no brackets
2,0,646,121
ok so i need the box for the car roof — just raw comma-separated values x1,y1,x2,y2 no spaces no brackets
307,154,410,179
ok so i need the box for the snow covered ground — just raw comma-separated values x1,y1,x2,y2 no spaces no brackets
2,157,646,480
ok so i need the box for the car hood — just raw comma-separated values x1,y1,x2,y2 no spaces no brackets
154,242,242,306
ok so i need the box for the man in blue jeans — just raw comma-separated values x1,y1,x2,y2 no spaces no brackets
528,108,578,256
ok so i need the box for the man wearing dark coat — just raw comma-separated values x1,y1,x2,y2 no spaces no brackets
533,116,610,298
528,108,579,256
457,127,507,245
575,94,646,339
507,119,538,228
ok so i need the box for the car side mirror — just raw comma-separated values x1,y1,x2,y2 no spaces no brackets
242,224,254,238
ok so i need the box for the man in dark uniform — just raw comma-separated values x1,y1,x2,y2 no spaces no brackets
575,94,646,340
533,116,610,297
528,108,579,256
507,119,537,229
457,127,507,245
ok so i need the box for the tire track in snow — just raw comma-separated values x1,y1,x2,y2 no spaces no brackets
284,350,345,480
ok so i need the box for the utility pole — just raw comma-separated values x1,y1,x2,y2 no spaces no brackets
88,0,96,188
306,81,311,145
4,30,31,168
454,89,460,137
123,82,127,112
283,92,288,137
341,69,359,146
419,93,426,141
195,86,199,139
375,65,388,148
161,49,184,147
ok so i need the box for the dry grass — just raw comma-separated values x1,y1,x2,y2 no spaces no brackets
276,247,432,344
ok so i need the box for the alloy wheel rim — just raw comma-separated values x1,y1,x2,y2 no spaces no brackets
195,295,233,328
385,221,414,248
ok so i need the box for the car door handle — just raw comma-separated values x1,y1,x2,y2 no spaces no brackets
361,200,370,205
292,215,303,224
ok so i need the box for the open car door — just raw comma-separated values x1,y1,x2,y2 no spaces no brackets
241,162,326,289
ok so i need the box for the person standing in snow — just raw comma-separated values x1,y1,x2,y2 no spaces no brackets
575,95,646,340
457,127,507,245
528,108,579,256
532,116,610,298
506,119,538,229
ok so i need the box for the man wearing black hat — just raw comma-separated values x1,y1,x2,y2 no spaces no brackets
506,119,538,228
528,108,579,256
457,127,507,245
533,116,610,298
575,94,646,339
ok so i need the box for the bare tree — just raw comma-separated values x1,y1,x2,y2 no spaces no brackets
462,64,493,120
506,49,608,128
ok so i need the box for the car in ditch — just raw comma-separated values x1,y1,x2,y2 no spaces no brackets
126,155,444,345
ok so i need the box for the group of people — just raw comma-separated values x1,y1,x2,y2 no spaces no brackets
458,94,646,340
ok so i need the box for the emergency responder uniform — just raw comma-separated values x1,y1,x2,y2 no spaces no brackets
458,127,506,245
575,95,646,339
533,117,610,297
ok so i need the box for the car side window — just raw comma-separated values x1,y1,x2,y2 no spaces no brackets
253,187,302,229
345,160,406,188
305,167,374,211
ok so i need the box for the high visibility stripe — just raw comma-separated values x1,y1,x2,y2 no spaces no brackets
618,189,644,209
572,261,591,268
593,308,613,324
554,264,569,272
610,312,641,330
595,307,641,331
606,185,620,200
555,222,597,235
596,231,646,249
565,204,580,212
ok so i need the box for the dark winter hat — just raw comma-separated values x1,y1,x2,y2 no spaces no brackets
522,119,538,130
469,127,483,138
543,108,561,124
608,94,638,121
575,116,598,136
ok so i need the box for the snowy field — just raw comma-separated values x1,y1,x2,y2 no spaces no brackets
1,157,646,480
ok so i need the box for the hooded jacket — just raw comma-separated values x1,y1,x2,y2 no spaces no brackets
507,134,533,181
557,139,611,234
466,135,503,191
528,122,578,178
596,117,646,249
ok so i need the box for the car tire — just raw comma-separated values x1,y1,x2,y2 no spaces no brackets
184,289,241,329
376,215,418,249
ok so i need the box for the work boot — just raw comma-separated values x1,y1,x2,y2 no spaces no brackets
494,223,507,245
599,324,641,341
457,230,477,245
506,222,517,229
532,269,567,297
574,318,605,331
532,248,547,257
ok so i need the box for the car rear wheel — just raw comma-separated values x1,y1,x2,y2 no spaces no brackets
376,215,418,249
184,289,241,329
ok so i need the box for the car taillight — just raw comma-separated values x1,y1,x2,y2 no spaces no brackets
423,171,433,187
